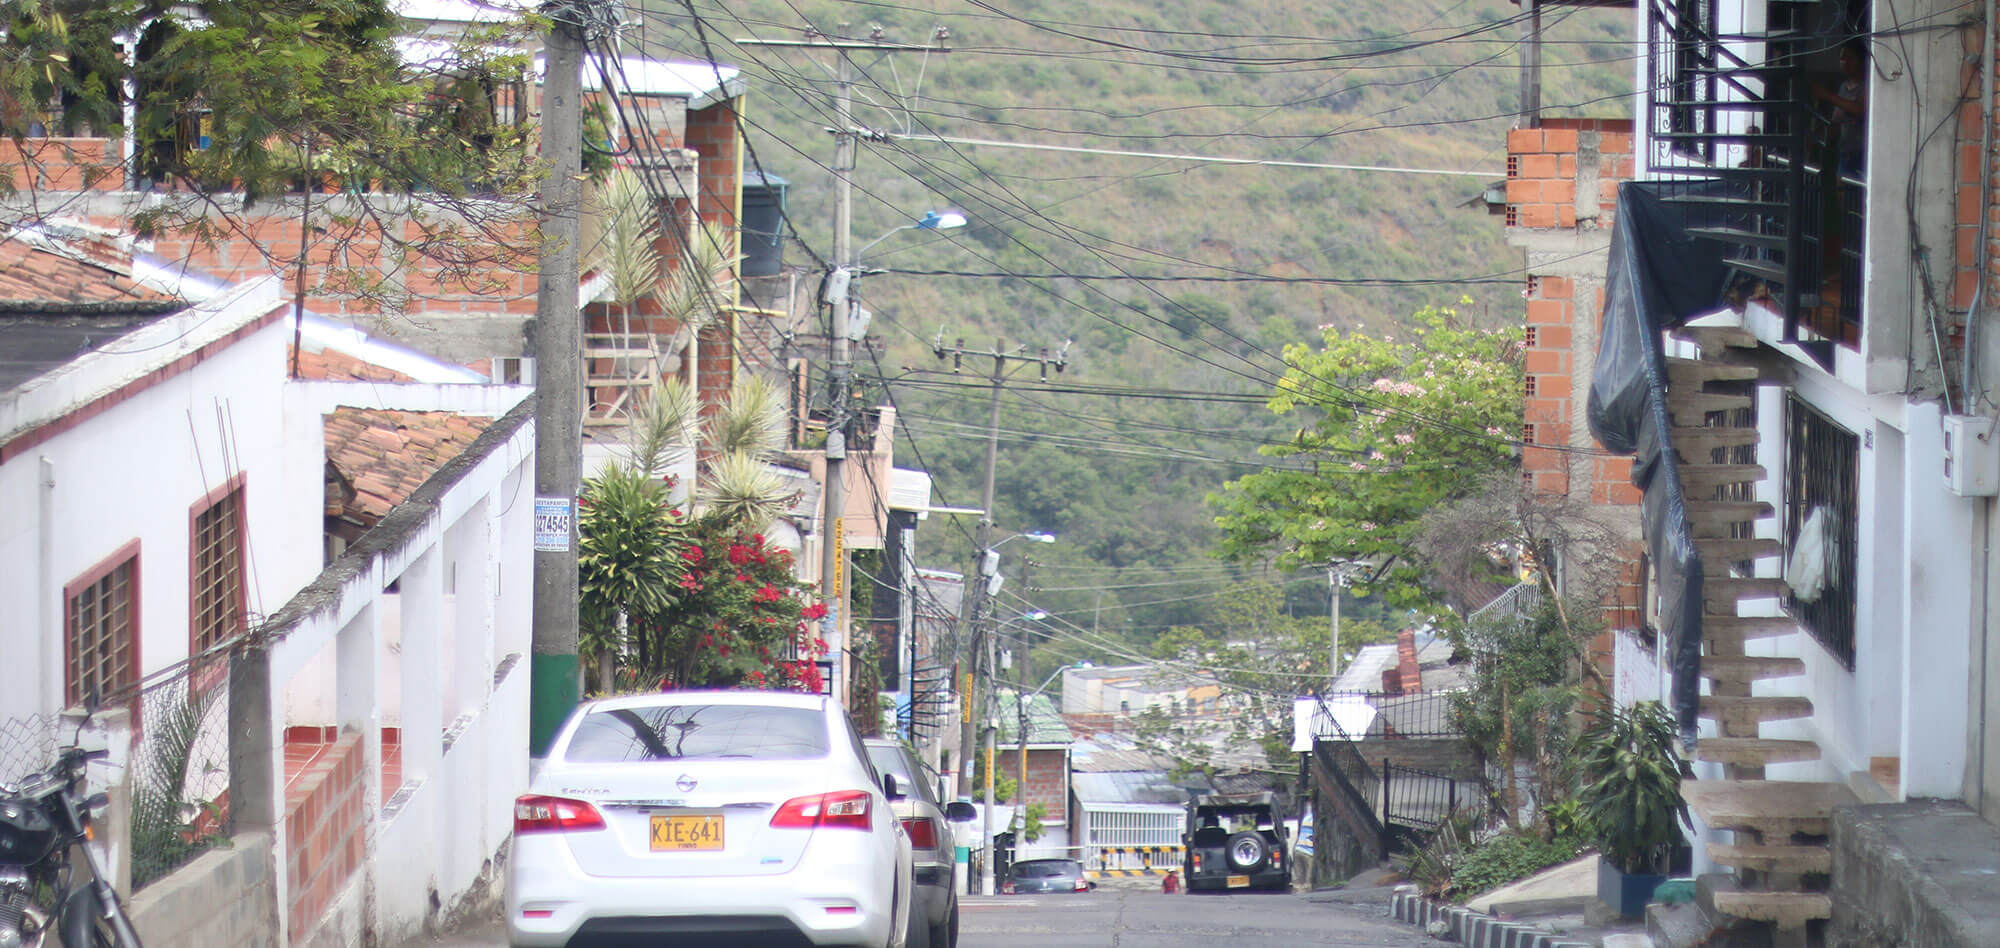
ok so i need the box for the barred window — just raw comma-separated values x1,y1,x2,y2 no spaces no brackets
1783,395,1858,667
68,551,138,708
192,486,246,656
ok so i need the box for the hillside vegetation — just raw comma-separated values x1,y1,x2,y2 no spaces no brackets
636,0,1633,653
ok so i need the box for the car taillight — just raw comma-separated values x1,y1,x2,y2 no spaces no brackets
1272,848,1282,868
514,795,605,834
901,816,940,848
771,790,872,830
1192,852,1203,872
1074,877,1089,892
1001,882,1015,894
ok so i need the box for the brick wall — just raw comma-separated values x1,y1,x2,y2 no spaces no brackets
285,735,366,945
1505,120,1633,229
686,100,742,410
0,137,123,191
1507,119,1645,696
1010,747,1069,824
1952,50,2000,322
1508,119,1639,509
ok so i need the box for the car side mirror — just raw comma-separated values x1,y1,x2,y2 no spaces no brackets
883,773,905,800
945,801,978,822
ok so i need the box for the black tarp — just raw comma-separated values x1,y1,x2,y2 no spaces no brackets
1586,180,1744,744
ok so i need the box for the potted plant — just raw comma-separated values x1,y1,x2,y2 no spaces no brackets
1574,700,1689,918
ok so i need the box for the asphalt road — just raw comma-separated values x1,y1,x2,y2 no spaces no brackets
958,887,1435,948
406,885,1431,948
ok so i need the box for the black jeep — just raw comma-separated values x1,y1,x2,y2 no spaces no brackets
1181,791,1289,892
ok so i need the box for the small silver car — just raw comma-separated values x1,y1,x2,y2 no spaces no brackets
506,691,914,947
864,739,977,947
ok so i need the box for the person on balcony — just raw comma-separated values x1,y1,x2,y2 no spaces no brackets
1815,42,1868,180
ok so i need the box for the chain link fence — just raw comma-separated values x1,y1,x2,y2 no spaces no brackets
0,714,61,790
130,660,234,888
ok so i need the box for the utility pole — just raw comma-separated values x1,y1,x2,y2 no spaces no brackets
736,24,950,712
822,22,856,712
935,338,1065,896
980,631,998,896
528,0,587,756
1328,566,1342,682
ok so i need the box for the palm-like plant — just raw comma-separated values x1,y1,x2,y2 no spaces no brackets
576,462,685,693
1574,700,1688,875
697,376,796,530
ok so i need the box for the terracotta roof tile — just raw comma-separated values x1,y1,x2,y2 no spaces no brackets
323,408,494,525
0,240,179,312
289,345,416,382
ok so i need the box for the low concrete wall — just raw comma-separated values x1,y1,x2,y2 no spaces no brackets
1829,800,2000,947
127,830,278,948
1362,737,1482,783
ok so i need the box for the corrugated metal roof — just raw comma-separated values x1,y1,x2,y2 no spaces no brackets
1071,771,1187,807
1070,732,1177,773
997,692,1072,745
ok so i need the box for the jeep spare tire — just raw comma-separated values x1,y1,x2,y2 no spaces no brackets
1225,832,1268,871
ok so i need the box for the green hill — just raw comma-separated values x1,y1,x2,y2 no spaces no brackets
633,0,1632,652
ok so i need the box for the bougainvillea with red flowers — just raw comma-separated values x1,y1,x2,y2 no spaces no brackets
595,513,826,695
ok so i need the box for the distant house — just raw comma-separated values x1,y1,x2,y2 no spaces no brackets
1069,770,1188,875
1059,662,1230,734
997,691,1075,861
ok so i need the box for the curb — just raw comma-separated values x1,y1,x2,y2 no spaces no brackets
1388,888,1594,948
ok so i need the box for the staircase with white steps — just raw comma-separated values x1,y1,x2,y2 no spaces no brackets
1663,323,1849,945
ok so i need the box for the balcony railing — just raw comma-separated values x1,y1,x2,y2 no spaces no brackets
1646,0,1868,369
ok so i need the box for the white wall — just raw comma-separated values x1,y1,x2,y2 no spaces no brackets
0,284,319,723
260,405,534,945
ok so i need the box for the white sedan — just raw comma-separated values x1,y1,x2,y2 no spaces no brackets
506,690,914,947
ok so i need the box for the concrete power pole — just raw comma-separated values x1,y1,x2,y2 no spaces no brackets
822,23,855,712
735,25,950,712
943,339,1065,803
528,0,586,756
933,339,1064,895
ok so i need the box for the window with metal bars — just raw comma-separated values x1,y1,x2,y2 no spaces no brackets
67,551,138,708
1783,395,1858,667
192,485,246,659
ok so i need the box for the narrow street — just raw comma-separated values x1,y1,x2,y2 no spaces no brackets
412,885,1432,948
959,887,1433,948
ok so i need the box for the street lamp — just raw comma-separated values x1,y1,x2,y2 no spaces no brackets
820,208,969,708
855,208,968,263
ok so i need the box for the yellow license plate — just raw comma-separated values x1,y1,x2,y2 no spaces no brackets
650,813,724,851
1227,874,1250,888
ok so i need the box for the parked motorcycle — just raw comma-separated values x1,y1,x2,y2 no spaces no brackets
0,742,144,947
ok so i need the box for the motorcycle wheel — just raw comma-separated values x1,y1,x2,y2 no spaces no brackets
57,886,120,948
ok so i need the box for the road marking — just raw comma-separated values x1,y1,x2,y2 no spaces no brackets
961,896,1040,909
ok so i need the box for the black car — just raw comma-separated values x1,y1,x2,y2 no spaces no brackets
1003,858,1095,894
1182,791,1289,892
865,739,977,947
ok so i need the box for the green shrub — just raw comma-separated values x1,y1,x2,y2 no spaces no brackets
1449,832,1580,901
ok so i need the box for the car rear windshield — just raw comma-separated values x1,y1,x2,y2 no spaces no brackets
1014,861,1077,878
565,704,830,762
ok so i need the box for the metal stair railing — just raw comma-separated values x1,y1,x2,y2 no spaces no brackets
1307,691,1389,856
1646,0,1839,367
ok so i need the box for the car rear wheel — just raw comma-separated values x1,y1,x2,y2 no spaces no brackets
1225,832,1269,871
905,897,929,948
927,900,956,948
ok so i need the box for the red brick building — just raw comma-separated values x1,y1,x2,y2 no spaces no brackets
1503,118,1646,692
999,691,1075,856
